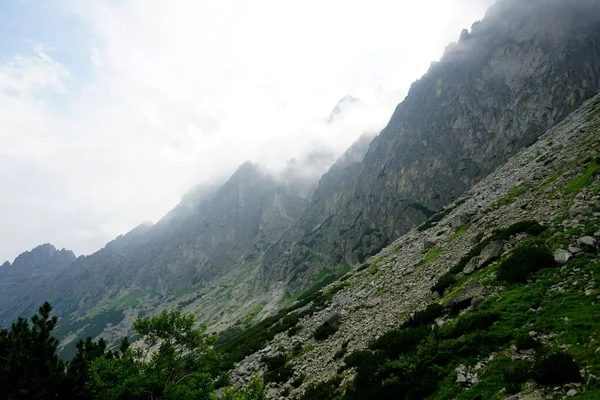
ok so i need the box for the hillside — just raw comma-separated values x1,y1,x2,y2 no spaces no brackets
260,0,600,290
225,94,600,399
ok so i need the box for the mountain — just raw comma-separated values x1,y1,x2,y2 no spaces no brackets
0,244,76,325
260,0,600,289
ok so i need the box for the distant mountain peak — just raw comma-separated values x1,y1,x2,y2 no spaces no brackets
327,95,362,123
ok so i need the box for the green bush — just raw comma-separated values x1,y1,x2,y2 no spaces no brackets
370,326,430,359
314,323,339,341
432,273,456,295
442,311,499,339
514,333,540,350
405,303,444,328
497,245,556,283
532,352,583,385
300,376,342,400
504,360,532,383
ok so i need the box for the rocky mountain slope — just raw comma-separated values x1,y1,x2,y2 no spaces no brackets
227,93,600,399
0,244,76,326
261,0,600,290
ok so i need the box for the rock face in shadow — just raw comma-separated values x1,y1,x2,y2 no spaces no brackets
1,162,310,325
0,244,76,325
261,0,600,289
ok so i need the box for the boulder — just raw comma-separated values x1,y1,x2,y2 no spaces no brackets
577,236,598,252
450,212,472,229
446,281,486,310
553,249,572,264
569,205,592,218
463,258,478,275
478,240,504,267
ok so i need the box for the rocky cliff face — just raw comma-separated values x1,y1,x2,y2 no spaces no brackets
0,162,312,326
261,0,600,289
0,244,76,325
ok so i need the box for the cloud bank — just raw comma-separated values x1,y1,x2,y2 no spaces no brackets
0,0,493,262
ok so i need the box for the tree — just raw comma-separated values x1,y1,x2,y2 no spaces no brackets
88,310,221,400
0,302,67,399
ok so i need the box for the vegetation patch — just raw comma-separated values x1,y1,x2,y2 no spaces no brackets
421,246,441,265
496,245,556,283
450,223,470,241
489,185,529,210
563,159,600,195
314,314,342,341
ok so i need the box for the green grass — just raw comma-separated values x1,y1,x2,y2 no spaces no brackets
489,185,529,210
564,160,600,195
286,265,351,303
421,246,441,265
450,224,470,242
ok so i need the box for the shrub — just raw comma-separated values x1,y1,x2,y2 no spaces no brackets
291,374,305,388
497,245,556,283
263,364,293,384
515,333,540,350
370,326,430,359
504,360,532,383
405,303,444,328
300,376,342,400
432,273,456,295
314,314,342,341
532,352,583,385
442,311,499,339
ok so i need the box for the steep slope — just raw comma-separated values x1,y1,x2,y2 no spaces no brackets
0,162,309,331
0,244,76,325
229,93,600,399
261,0,600,289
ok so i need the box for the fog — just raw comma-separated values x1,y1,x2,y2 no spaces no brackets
0,0,494,262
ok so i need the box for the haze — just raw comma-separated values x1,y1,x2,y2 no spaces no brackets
0,0,494,263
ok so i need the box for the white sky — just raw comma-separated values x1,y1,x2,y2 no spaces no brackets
0,0,494,263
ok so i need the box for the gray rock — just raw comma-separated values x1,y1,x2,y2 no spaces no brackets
569,205,592,218
463,257,479,275
553,249,572,264
451,212,472,229
567,389,578,397
477,241,504,268
447,282,486,309
569,246,582,254
520,392,544,400
577,236,598,252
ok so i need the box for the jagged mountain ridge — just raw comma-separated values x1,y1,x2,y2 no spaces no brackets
260,0,600,289
0,244,76,325
0,162,311,326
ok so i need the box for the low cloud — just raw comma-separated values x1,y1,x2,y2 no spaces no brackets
0,0,493,262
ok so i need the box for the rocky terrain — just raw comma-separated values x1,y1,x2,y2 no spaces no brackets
2,0,600,398
261,0,600,290
227,95,600,399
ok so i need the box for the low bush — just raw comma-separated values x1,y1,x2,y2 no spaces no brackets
300,376,342,400
405,303,444,328
432,273,456,295
497,245,556,283
514,333,540,350
314,314,342,341
504,360,532,383
370,326,430,359
532,352,583,385
442,311,499,339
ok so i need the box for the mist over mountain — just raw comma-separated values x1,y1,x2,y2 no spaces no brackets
2,2,600,398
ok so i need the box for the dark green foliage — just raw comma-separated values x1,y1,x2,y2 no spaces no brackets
497,245,556,283
514,333,540,350
532,352,583,385
451,220,546,275
370,326,430,359
441,311,499,339
418,207,454,232
0,304,266,400
405,303,444,328
300,376,342,400
291,374,305,388
314,319,341,341
504,360,532,383
0,302,68,399
432,272,456,295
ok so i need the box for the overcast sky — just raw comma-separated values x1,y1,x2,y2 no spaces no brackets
0,0,494,263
